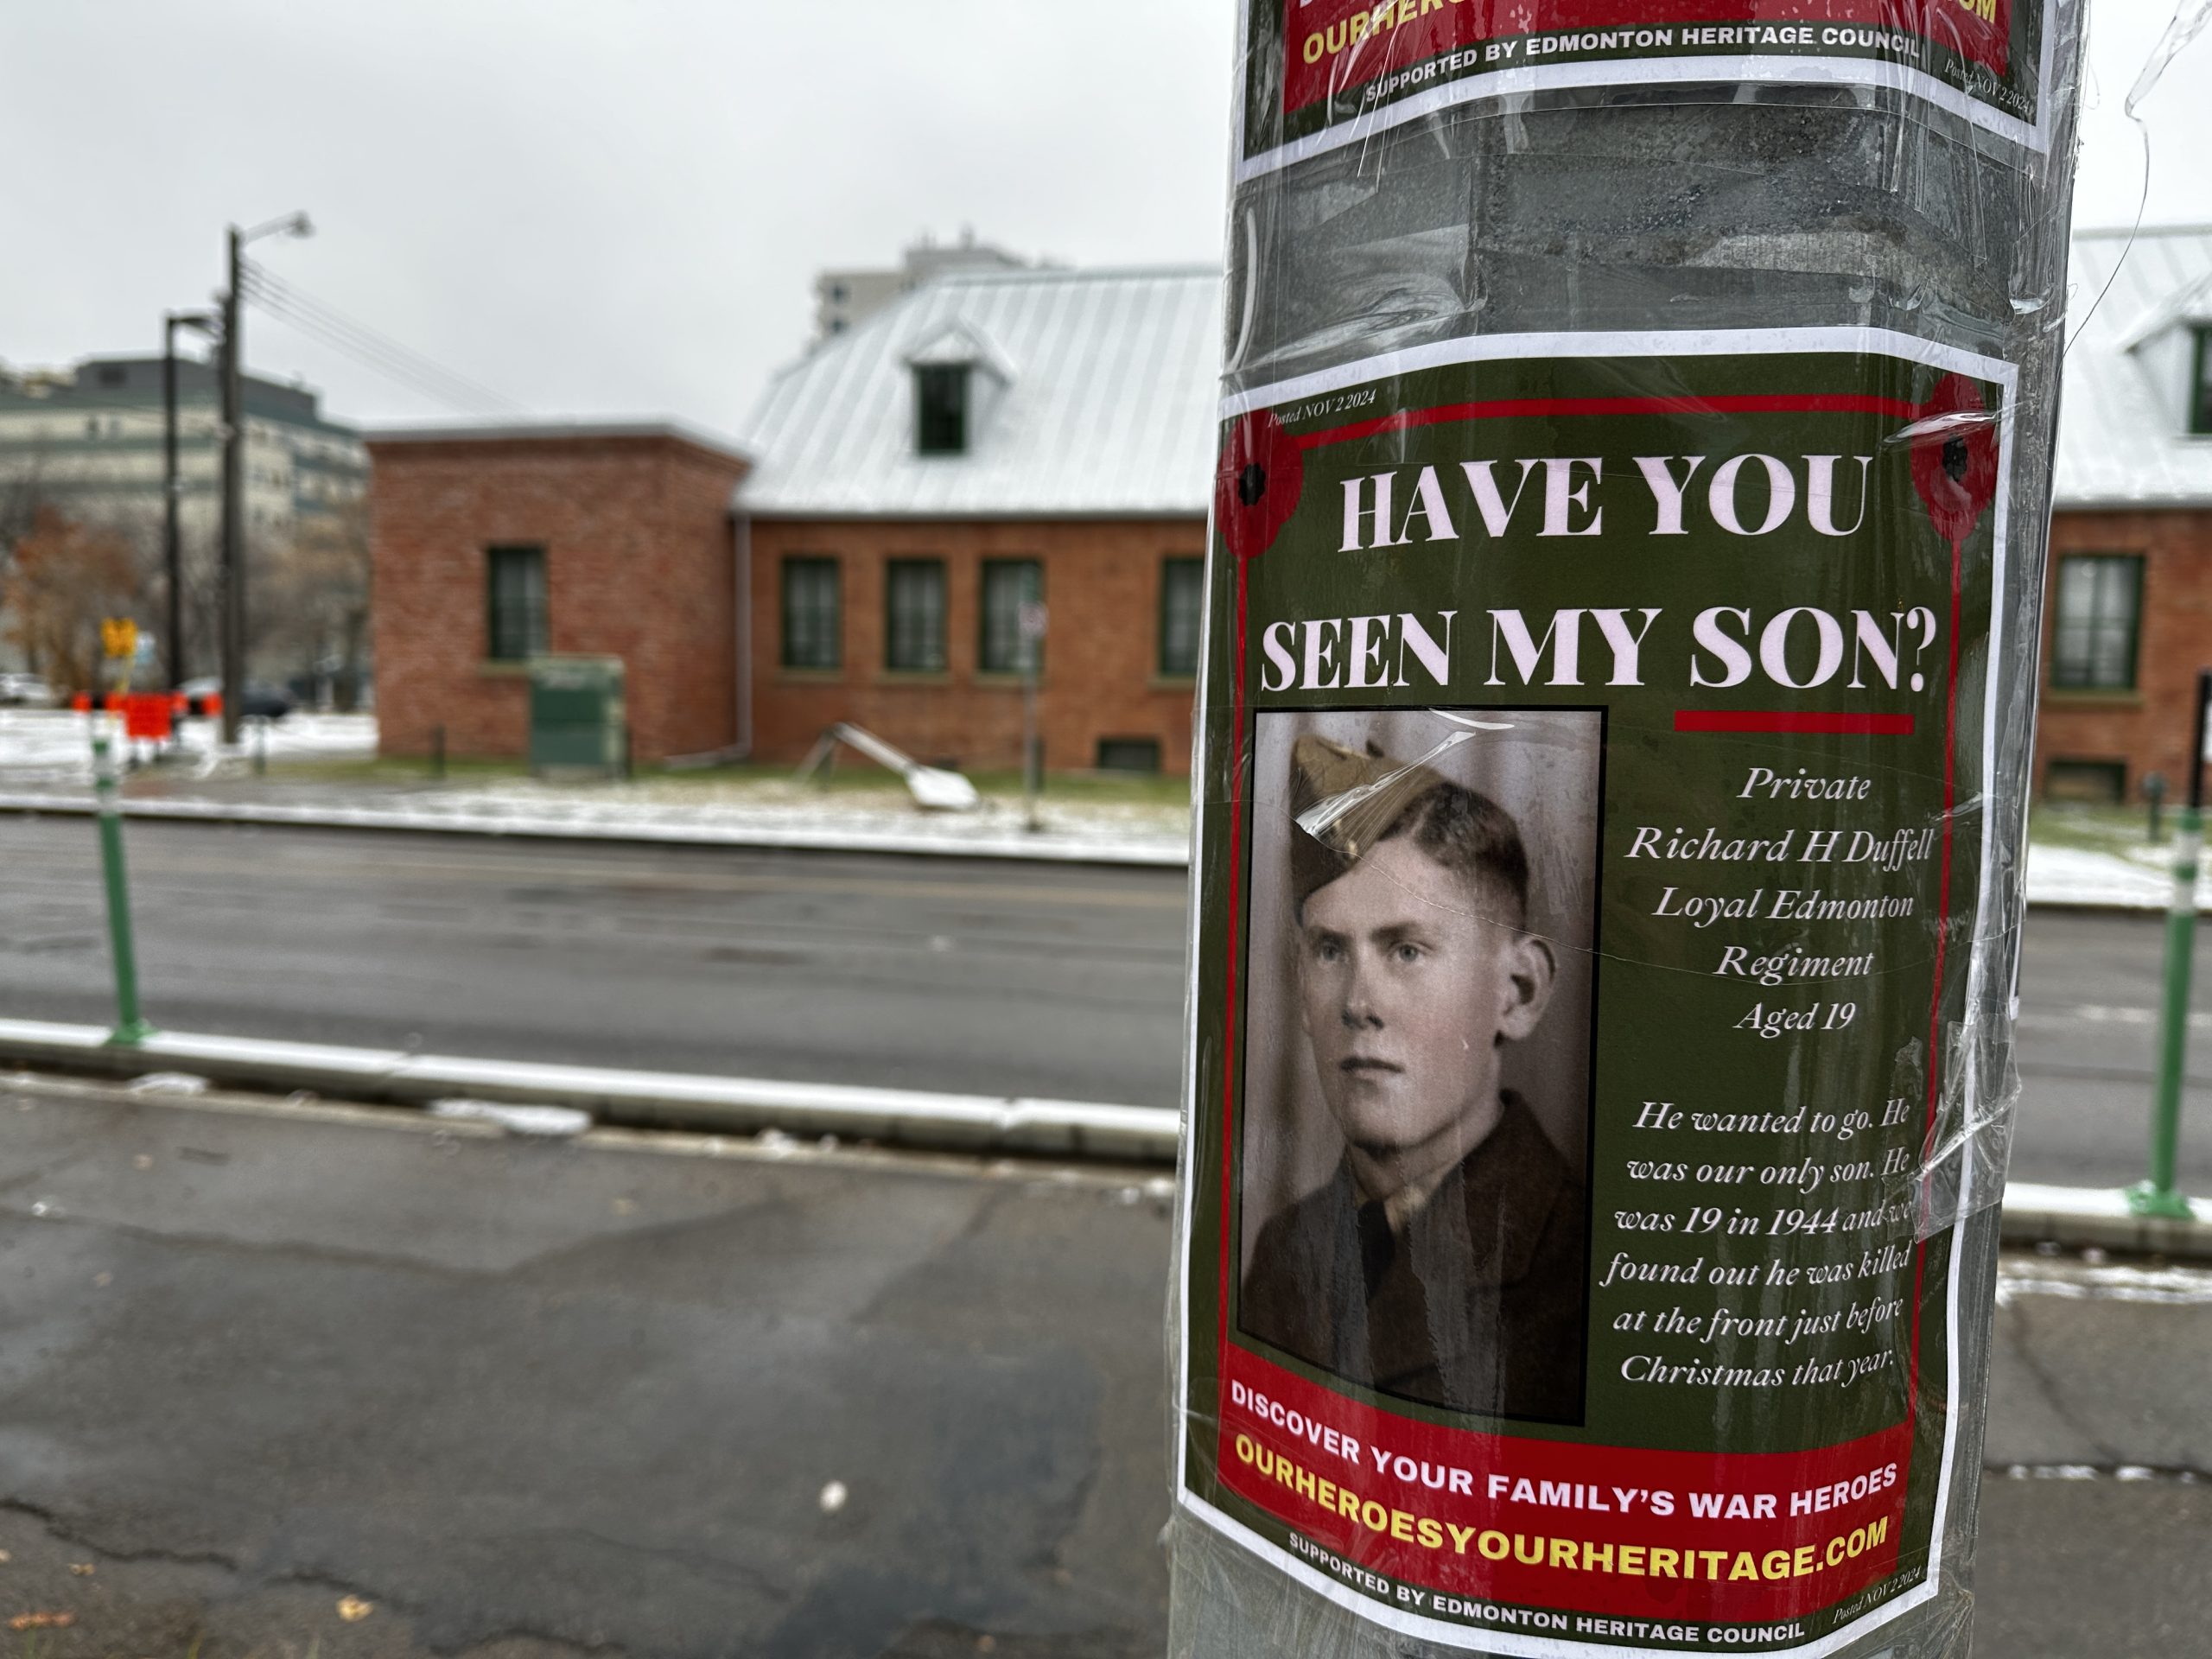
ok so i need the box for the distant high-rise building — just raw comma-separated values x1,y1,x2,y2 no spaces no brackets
0,353,366,543
812,231,1035,342
0,353,368,681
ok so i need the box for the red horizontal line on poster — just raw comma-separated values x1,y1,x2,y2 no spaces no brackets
1295,394,1922,452
1675,711,1916,735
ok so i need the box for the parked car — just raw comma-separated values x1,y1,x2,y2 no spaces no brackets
177,676,296,720
0,673,56,708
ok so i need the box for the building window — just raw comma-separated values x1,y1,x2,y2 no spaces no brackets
781,556,842,670
1096,736,1162,773
1159,556,1205,677
979,559,1042,674
2193,327,2212,436
884,558,946,671
2051,553,2143,690
486,544,548,661
916,365,969,455
2045,759,2127,804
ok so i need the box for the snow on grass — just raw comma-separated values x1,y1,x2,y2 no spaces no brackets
0,709,375,784
5,709,2202,895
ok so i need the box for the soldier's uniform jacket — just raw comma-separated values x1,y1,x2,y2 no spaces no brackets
1239,1094,1586,1423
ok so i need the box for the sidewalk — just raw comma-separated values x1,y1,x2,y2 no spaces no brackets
2,1069,2207,1659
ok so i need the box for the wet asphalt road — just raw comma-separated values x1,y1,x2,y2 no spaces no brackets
3,817,2210,1190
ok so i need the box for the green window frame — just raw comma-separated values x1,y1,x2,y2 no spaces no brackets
979,558,1042,674
780,556,842,670
884,557,947,672
916,365,969,455
2051,553,2144,691
486,544,546,662
1158,556,1205,677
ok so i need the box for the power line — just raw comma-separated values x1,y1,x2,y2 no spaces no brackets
239,260,529,417
241,270,523,416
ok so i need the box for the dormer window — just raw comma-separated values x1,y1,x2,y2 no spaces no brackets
2193,327,2212,435
916,363,969,455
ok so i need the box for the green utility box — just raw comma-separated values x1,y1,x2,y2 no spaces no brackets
528,655,627,779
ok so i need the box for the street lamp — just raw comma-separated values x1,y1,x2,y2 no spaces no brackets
163,310,217,692
218,209,313,746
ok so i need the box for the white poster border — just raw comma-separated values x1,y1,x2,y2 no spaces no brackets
1175,323,2019,1659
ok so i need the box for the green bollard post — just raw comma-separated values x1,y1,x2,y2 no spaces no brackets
90,722,155,1046
2131,669,2211,1220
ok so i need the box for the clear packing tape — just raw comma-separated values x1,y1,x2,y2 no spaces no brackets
1155,0,2165,1654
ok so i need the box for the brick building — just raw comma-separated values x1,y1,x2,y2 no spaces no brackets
367,423,750,764
372,232,2212,797
2036,227,2212,803
367,266,1219,776
734,264,1218,774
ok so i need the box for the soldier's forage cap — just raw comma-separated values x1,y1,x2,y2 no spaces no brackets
1287,733,1448,904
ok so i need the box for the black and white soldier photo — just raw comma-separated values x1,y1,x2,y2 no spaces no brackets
1237,708,1603,1425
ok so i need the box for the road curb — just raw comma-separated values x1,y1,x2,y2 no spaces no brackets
1996,1182,2212,1260
0,792,1190,869
7,1020,2211,1255
0,1018,1182,1164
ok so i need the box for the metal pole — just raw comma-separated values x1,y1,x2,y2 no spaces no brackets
162,317,185,690
1022,656,1040,833
219,226,245,748
90,721,154,1045
2133,666,2210,1218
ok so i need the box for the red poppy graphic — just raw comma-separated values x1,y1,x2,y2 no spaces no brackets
1908,373,1999,550
1214,410,1306,563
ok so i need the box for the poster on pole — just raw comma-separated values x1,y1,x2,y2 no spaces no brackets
1174,327,2012,1655
1235,0,2056,179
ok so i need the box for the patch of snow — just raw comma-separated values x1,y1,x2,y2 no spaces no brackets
125,1071,212,1096
0,709,375,785
426,1097,593,1137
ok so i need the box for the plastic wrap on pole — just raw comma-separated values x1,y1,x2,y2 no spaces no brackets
1170,3,2087,1655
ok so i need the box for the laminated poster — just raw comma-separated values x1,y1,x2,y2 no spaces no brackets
1175,328,2013,1656
1236,0,2055,177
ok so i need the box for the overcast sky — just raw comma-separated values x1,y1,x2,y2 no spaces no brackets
1,0,2203,439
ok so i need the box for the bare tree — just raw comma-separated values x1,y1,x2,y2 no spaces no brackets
1,505,143,690
252,499,372,708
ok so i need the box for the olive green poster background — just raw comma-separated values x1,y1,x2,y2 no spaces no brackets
1176,328,2016,1653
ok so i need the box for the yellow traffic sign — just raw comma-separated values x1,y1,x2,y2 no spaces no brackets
101,617,138,661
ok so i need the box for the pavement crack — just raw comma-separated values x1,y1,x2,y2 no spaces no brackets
0,1147,96,1199
0,1496,245,1573
8,1209,493,1281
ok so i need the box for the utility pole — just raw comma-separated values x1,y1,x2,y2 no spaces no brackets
215,211,312,747
163,310,214,693
219,226,245,747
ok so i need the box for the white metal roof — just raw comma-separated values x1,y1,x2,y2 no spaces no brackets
734,264,1222,519
2058,226,2212,508
734,232,2212,519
